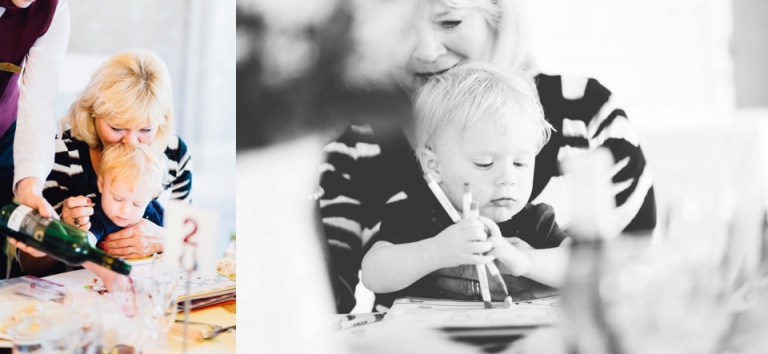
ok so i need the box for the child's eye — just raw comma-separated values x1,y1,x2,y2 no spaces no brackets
133,203,142,207
474,162,493,170
514,162,527,167
113,197,123,202
439,20,462,29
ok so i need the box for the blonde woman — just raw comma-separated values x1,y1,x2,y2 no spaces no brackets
17,49,192,277
321,0,656,310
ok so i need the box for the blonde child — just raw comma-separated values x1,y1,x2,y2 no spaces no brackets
79,143,167,290
91,143,167,245
361,63,570,307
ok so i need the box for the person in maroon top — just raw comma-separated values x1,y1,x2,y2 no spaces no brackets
0,0,70,277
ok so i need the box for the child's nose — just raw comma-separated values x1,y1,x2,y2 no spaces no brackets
495,164,517,186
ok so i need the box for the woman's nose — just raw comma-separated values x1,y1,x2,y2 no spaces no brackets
121,131,139,144
412,27,446,63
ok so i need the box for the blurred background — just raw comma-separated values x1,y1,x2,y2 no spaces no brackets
54,0,235,256
520,0,768,267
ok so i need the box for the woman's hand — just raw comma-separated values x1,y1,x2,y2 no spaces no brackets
11,178,55,258
16,177,57,219
6,237,47,257
61,196,94,231
101,219,164,259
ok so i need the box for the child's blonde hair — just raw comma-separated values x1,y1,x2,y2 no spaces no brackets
62,48,174,151
99,143,169,198
414,62,553,163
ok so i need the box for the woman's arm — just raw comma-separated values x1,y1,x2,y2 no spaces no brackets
166,136,192,203
532,75,656,234
13,1,70,201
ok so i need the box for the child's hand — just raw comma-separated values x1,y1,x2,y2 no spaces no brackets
506,237,534,251
475,216,531,277
433,218,494,268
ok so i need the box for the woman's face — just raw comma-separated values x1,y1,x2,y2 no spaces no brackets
95,116,158,148
403,1,496,91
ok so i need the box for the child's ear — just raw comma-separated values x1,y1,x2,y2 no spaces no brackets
97,177,104,193
420,148,443,183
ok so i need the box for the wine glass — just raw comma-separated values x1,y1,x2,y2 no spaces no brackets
133,277,179,349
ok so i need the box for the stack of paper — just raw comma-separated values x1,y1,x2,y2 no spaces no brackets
173,270,236,309
387,296,561,329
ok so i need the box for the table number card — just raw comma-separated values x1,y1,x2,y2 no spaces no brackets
165,200,219,275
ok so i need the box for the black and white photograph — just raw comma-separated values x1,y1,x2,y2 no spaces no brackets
238,0,768,353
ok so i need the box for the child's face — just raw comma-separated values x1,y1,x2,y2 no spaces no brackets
426,115,539,223
98,175,153,228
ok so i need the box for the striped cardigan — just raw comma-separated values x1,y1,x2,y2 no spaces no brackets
43,129,192,214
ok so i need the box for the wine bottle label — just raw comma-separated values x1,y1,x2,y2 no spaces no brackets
7,205,34,232
8,205,50,242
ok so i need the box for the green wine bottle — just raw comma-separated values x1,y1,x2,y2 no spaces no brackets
0,201,131,276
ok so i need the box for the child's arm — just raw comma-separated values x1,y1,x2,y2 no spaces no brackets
477,216,569,288
361,218,494,293
82,261,125,292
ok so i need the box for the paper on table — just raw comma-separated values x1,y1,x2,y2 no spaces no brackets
387,296,561,328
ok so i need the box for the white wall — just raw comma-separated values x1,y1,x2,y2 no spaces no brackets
522,0,735,130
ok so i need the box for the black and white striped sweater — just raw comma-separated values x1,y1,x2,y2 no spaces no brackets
43,129,192,214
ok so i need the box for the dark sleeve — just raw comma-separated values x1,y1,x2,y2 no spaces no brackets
166,136,192,203
363,199,415,254
531,204,568,248
89,209,108,242
144,200,164,226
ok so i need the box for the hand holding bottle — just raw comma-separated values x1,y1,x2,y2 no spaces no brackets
0,201,131,275
12,177,57,258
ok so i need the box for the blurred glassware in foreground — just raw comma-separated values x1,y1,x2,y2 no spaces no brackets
560,151,766,354
3,294,82,354
559,148,623,354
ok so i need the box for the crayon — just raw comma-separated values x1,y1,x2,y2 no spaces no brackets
335,312,386,330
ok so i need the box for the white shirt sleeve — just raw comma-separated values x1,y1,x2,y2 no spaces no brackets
13,0,70,192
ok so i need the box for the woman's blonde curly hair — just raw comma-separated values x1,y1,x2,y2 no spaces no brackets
61,48,174,151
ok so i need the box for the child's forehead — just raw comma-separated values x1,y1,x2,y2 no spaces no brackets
103,175,153,196
436,114,541,151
